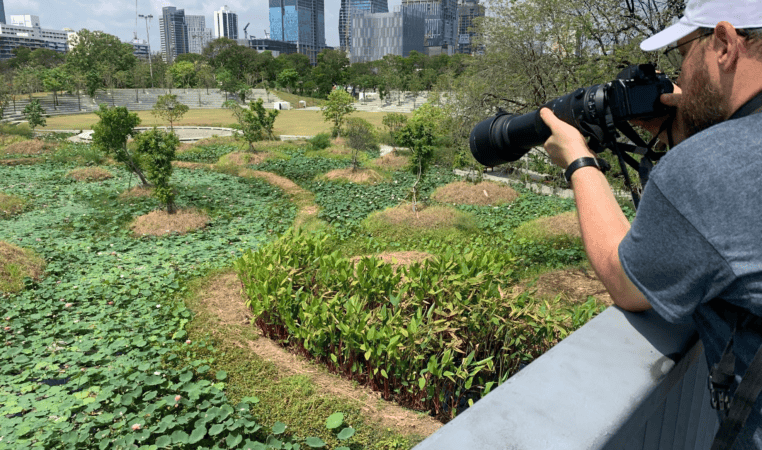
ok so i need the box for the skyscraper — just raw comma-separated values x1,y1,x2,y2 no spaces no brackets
269,0,326,64
402,0,457,53
159,6,189,63
214,5,238,39
0,0,5,25
187,15,212,54
339,0,388,51
456,0,484,54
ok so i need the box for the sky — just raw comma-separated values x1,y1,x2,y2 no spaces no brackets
4,0,403,51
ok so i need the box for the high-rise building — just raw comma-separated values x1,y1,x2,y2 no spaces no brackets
0,16,68,60
159,6,189,63
339,0,388,51
187,15,212,54
214,5,238,40
0,0,5,25
269,0,326,64
349,5,424,63
456,0,484,54
401,0,457,54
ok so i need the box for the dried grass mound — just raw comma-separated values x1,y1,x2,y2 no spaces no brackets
217,152,272,167
2,139,57,156
131,209,210,236
119,185,153,199
0,192,25,218
65,167,113,182
515,211,580,240
350,251,435,270
373,152,409,171
0,241,45,293
374,204,465,229
172,161,210,170
510,268,613,306
322,168,384,184
432,181,519,206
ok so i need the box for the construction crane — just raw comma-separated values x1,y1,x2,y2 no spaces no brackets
243,23,250,39
264,29,269,39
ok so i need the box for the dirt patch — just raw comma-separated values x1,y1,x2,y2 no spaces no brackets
0,241,45,293
172,161,211,170
373,153,409,171
119,185,153,199
517,211,581,239
239,169,304,195
0,158,42,166
323,168,383,184
432,181,519,206
1,139,57,156
219,152,272,167
65,167,113,182
130,209,209,236
512,267,613,306
194,271,443,438
374,204,463,229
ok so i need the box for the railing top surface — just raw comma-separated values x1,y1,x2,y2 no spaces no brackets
414,307,699,450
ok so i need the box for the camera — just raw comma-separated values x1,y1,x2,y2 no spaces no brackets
469,64,674,167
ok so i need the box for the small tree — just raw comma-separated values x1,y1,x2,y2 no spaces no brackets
133,128,179,213
22,100,46,132
224,98,279,151
152,94,189,132
344,117,378,171
396,102,444,211
321,89,355,137
92,104,149,186
382,112,408,148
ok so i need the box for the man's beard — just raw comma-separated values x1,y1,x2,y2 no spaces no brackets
677,63,728,138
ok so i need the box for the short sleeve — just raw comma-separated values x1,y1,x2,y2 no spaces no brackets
618,180,737,324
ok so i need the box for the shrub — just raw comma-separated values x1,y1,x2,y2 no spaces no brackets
0,123,34,139
307,133,332,151
344,117,379,171
133,127,180,213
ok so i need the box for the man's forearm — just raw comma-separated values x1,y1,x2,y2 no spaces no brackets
569,166,651,311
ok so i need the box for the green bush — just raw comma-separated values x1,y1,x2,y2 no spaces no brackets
50,142,106,165
236,229,605,421
307,132,332,151
0,122,34,138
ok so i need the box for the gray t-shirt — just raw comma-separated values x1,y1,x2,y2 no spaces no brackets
619,112,762,449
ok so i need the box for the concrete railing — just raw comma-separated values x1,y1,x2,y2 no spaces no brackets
414,307,719,450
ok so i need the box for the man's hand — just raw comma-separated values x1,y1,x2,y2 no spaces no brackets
539,108,595,169
630,86,684,145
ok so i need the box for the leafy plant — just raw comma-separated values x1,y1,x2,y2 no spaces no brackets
344,117,379,171
133,127,180,213
321,89,356,137
382,113,408,147
224,98,280,151
152,94,189,131
307,133,332,151
396,103,445,211
22,99,46,131
92,104,149,186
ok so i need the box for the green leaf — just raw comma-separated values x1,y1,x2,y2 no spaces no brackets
272,421,287,435
325,412,344,429
208,423,224,436
305,437,326,448
337,427,355,440
216,370,227,381
156,435,172,448
226,433,243,447
189,425,206,444
171,430,189,444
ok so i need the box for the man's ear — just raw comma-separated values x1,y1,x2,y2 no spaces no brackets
714,21,741,72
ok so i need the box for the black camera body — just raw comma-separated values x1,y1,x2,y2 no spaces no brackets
469,64,673,167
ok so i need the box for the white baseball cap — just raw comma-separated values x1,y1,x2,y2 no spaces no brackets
640,0,762,51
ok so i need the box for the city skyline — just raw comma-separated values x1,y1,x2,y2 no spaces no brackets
1,0,406,51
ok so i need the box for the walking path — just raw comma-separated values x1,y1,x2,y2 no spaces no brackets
66,126,238,143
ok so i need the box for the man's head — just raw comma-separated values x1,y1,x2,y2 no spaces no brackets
640,0,762,138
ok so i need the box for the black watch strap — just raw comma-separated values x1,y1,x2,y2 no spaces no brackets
564,157,610,184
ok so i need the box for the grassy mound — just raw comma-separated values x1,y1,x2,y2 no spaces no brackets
362,204,478,246
0,192,25,218
372,152,409,171
322,168,384,184
0,241,45,293
65,167,114,182
217,151,273,168
513,210,580,240
130,209,210,236
512,266,613,306
1,139,58,157
432,181,519,206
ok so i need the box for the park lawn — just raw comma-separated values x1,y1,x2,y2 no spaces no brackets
43,109,410,136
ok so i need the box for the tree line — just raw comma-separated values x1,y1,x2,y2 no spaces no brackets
0,30,470,115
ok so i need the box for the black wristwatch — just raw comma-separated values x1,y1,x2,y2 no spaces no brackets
564,157,610,184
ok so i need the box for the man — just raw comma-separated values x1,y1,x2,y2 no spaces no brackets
539,0,762,448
